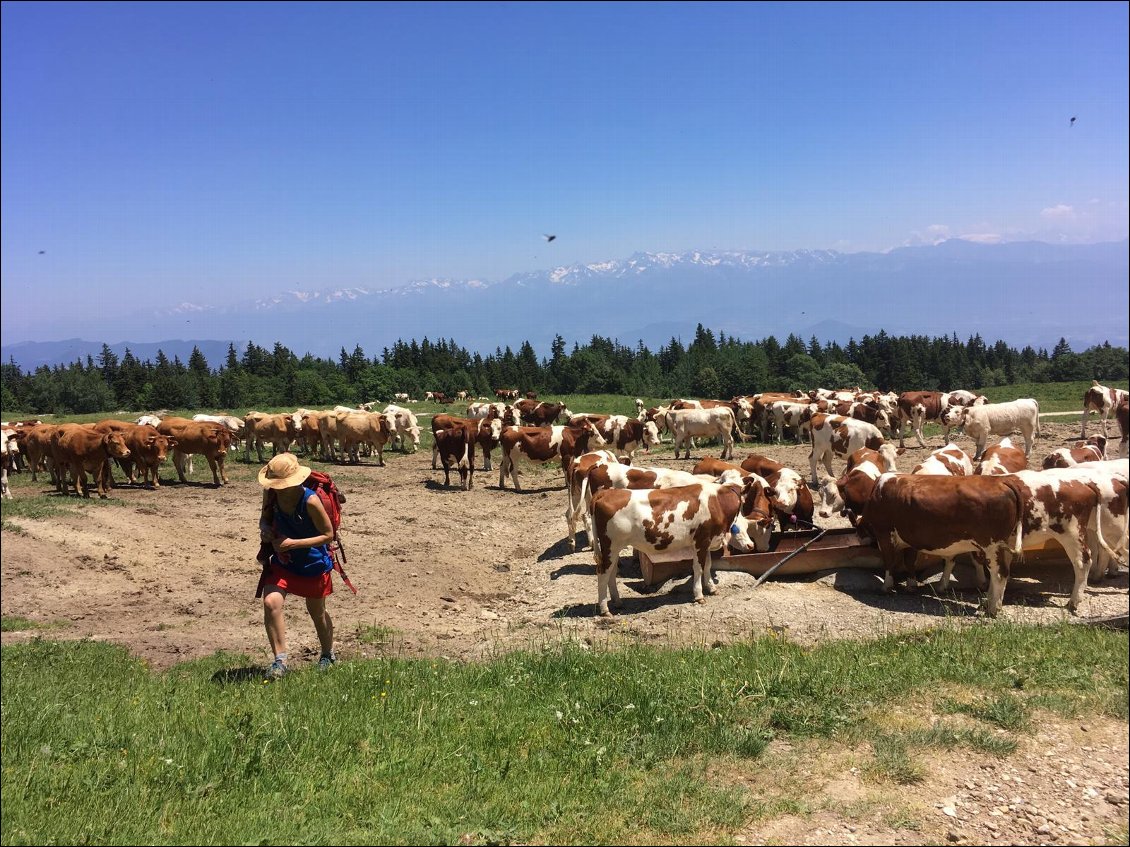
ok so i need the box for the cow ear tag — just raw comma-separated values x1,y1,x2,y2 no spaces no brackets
730,524,740,535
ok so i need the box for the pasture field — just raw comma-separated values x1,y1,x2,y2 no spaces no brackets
1,379,1128,844
2,625,1127,845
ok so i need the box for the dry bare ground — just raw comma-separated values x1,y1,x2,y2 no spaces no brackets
2,418,1127,844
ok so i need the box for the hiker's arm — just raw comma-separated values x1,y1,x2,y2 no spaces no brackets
273,496,333,553
258,492,274,542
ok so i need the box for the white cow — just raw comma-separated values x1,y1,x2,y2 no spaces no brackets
382,404,421,452
951,399,1040,460
911,444,974,476
665,407,740,460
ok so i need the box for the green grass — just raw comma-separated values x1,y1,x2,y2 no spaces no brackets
2,622,1125,845
1,616,41,632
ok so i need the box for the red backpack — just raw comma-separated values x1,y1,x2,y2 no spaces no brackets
258,470,357,596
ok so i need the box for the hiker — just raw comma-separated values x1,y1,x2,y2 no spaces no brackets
257,452,337,678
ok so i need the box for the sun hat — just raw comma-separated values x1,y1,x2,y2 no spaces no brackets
258,453,312,490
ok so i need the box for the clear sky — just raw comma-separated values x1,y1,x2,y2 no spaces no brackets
2,1,1127,340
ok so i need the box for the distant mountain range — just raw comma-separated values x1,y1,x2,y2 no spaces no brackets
4,239,1127,371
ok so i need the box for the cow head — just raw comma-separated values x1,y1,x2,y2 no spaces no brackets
878,443,902,473
939,406,967,428
816,477,845,519
102,432,131,460
642,421,660,451
728,474,774,553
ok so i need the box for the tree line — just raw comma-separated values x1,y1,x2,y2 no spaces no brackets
1,327,1127,416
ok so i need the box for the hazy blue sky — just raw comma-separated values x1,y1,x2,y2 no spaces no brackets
2,2,1127,340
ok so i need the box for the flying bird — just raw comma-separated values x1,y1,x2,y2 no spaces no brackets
1070,116,1076,127
543,234,556,243
38,250,45,255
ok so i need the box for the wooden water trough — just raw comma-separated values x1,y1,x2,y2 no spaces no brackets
637,527,1079,589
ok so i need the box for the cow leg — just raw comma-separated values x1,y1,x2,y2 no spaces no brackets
173,451,188,483
432,442,440,470
913,416,927,449
498,452,508,489
721,433,734,461
981,547,1011,618
481,447,492,472
691,548,708,604
809,449,821,487
1063,528,1091,615
593,537,615,617
376,444,384,467
700,544,717,597
208,456,222,486
939,557,956,591
973,438,988,462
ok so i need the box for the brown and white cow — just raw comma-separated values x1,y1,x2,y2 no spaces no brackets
589,474,774,616
1006,468,1122,614
1068,459,1129,581
497,422,606,491
1043,436,1107,469
737,454,814,530
157,418,231,486
1,429,16,499
809,414,899,485
582,461,770,549
896,390,986,448
1081,381,1129,439
564,450,628,550
50,424,131,498
816,447,891,527
976,437,1029,476
432,414,503,471
1118,398,1129,459
911,443,974,477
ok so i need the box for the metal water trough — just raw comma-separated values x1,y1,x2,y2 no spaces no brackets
637,528,1077,589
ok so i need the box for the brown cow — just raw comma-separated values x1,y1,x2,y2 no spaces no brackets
859,473,1026,609
22,424,60,483
122,424,176,488
244,413,297,462
434,425,475,490
51,424,131,498
158,419,231,486
514,400,571,427
497,422,605,491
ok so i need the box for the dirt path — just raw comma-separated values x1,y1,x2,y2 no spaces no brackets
2,418,1127,844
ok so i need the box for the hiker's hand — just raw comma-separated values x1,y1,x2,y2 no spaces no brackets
272,537,293,553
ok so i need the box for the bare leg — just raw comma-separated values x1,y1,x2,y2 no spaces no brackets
306,596,334,656
263,587,287,657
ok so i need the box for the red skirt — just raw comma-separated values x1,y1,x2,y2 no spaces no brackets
260,561,334,599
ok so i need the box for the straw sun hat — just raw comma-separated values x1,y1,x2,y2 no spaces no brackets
257,453,312,490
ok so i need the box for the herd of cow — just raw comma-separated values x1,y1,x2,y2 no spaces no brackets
0,380,1127,620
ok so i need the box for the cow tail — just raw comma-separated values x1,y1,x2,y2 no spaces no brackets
1035,400,1041,437
1087,503,1120,562
1008,483,1026,559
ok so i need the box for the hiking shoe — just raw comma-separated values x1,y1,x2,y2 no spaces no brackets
318,653,337,670
264,658,288,680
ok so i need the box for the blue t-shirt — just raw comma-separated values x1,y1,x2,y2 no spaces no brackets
271,487,333,577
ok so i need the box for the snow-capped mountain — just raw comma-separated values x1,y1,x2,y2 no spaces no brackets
5,240,1127,369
